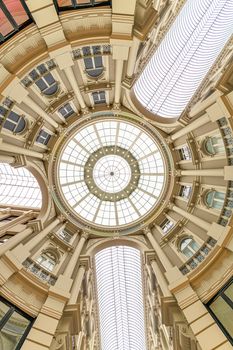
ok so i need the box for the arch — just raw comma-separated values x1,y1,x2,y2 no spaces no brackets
202,135,225,156
203,189,225,210
179,237,200,258
94,245,147,350
0,163,42,209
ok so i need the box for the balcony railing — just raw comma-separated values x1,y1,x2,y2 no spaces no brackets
179,237,217,275
22,258,57,286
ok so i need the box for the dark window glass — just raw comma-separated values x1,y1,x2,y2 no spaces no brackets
29,69,39,81
3,119,15,131
36,130,51,145
44,73,55,85
84,57,93,69
35,78,47,91
58,103,74,118
92,91,106,104
0,297,33,350
15,118,26,133
82,46,91,56
37,64,47,75
94,56,102,68
0,106,8,117
8,111,20,123
207,278,233,344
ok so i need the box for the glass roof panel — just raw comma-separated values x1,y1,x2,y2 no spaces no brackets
0,163,42,208
58,119,165,228
0,8,14,37
4,0,29,26
95,246,147,350
0,0,32,43
134,0,233,118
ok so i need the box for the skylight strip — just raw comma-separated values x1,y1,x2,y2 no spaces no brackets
134,0,233,118
0,163,42,208
95,246,147,350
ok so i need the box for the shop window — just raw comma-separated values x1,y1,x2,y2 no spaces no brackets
179,145,192,160
36,130,51,145
179,185,192,199
92,91,106,105
204,190,225,210
161,219,174,234
58,103,74,119
36,251,57,272
180,237,200,258
207,278,233,345
203,135,225,156
0,296,34,350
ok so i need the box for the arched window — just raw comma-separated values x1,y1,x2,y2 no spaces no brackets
0,163,42,208
203,135,225,156
180,237,200,258
205,190,225,210
35,73,59,96
36,251,57,272
0,107,26,134
84,56,104,78
95,246,147,350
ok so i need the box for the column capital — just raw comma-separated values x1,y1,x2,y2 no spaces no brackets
81,232,89,240
143,226,151,235
58,214,66,223
27,219,43,233
12,155,27,168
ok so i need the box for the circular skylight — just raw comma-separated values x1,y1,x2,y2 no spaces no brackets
93,155,131,193
58,119,166,228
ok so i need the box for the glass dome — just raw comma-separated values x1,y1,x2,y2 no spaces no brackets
57,118,166,229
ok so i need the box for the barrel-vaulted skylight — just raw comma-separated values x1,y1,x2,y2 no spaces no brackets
134,0,233,118
0,163,42,208
95,246,147,350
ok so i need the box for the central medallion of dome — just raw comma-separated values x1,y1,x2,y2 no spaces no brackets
93,154,132,193
84,146,140,201
54,114,171,233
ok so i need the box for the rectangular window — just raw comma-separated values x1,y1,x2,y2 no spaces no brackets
0,297,34,350
161,219,174,234
92,91,106,105
36,130,51,145
207,278,233,345
179,145,192,160
180,185,192,199
58,103,74,119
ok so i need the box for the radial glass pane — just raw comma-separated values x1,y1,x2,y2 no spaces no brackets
0,163,42,208
134,0,233,118
95,246,147,350
58,119,165,227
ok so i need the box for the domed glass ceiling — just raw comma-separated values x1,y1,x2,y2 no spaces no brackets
58,119,165,228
